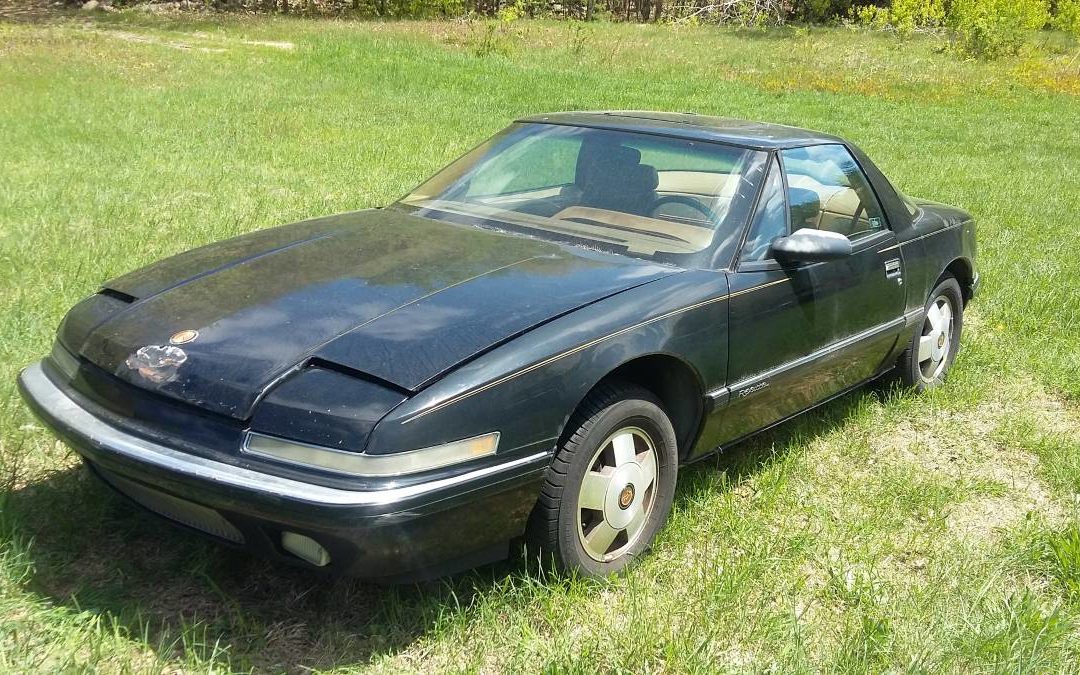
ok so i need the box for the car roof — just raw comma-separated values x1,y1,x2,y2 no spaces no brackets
514,111,845,150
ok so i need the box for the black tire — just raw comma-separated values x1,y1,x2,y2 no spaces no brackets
526,381,678,577
896,275,964,391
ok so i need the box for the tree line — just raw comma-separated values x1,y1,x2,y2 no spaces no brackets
95,0,1080,58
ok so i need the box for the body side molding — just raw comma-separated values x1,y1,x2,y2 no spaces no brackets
706,314,909,404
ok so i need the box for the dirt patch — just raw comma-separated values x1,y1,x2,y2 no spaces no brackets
239,39,294,50
946,495,1049,542
95,29,295,53
100,29,227,53
872,381,1075,543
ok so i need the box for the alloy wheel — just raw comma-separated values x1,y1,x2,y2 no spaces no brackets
575,426,659,562
918,295,954,381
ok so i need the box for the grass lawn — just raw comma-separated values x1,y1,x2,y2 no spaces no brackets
2,11,1080,672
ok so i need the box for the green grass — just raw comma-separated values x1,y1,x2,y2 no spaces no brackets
2,12,1080,672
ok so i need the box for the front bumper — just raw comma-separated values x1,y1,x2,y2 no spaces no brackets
18,361,550,580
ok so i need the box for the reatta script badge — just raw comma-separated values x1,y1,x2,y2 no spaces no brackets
737,381,771,398
169,329,199,345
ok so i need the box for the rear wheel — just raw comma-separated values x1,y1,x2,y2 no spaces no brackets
527,382,678,577
897,275,964,391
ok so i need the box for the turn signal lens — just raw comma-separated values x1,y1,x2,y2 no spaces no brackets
242,431,500,477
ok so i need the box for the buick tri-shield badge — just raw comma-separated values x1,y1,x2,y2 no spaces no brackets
169,329,199,345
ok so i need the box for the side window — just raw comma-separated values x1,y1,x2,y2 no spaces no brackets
780,145,887,240
740,157,787,263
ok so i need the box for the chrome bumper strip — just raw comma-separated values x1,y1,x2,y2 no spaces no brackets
19,362,547,508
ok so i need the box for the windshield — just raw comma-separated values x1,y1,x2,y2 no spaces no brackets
398,123,766,265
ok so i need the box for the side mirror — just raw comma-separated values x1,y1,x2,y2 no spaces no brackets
771,228,853,263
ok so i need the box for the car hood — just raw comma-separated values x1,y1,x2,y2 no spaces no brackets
62,208,678,419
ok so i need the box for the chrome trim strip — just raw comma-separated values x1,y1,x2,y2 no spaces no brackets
901,231,941,245
19,362,546,508
879,224,962,254
725,316,905,395
401,279,792,424
729,277,789,298
704,385,729,402
904,307,924,327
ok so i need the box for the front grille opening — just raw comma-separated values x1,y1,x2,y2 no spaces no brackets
98,469,245,544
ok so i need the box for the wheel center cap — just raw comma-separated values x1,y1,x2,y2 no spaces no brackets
604,464,645,528
937,332,946,349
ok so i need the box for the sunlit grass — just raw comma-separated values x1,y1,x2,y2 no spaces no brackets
1,13,1078,672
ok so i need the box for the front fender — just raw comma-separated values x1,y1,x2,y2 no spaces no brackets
365,270,730,460
901,203,976,313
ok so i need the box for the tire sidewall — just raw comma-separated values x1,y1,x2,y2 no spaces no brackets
555,398,678,577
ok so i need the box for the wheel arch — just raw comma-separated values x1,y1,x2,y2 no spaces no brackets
559,353,706,461
941,257,975,306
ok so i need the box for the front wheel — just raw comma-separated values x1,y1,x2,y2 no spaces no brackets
896,275,964,391
526,382,678,577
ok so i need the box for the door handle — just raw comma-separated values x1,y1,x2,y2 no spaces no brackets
884,258,902,281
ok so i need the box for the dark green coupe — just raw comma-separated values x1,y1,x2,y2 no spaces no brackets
19,112,977,580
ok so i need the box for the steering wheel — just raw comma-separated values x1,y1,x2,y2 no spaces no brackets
649,195,718,224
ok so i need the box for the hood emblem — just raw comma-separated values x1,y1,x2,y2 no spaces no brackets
125,345,188,384
169,329,199,345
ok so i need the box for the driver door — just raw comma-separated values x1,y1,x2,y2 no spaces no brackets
709,146,906,445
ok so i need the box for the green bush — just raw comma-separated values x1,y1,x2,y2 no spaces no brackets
1053,0,1080,37
890,0,946,32
854,0,1055,56
798,0,857,23
852,0,946,35
948,0,1049,57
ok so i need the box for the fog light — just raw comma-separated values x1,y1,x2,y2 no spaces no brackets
281,531,331,567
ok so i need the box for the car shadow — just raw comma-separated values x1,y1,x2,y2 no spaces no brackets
4,382,889,672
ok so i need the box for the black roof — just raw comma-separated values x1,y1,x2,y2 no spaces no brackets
515,111,844,150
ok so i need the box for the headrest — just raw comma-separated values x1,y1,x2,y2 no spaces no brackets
630,164,659,191
788,187,821,227
577,143,643,189
609,145,641,166
575,141,657,214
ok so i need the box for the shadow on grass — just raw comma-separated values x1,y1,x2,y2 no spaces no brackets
3,382,887,671
726,25,806,42
4,464,521,671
